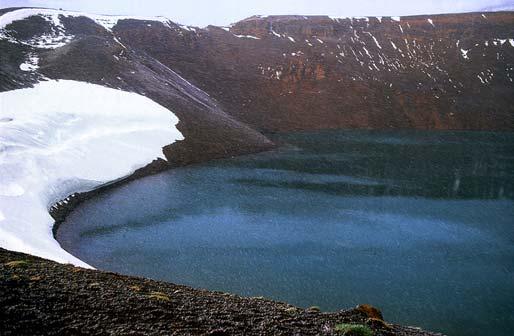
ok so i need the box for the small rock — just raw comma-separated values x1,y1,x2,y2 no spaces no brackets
147,291,170,301
285,307,298,315
128,285,142,292
366,317,392,330
356,304,383,320
306,306,321,313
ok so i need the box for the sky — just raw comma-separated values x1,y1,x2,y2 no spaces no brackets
2,0,514,27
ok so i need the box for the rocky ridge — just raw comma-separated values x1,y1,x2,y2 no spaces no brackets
118,12,514,132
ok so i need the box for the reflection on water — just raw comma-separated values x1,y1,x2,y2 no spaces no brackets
57,130,514,336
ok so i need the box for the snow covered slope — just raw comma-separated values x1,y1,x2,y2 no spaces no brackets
0,80,183,267
0,8,173,32
0,8,172,49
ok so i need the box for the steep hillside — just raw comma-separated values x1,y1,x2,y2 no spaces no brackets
0,8,273,263
2,8,513,136
0,8,274,169
119,13,514,132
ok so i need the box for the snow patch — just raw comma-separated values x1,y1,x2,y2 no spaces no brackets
364,32,382,49
0,80,183,267
179,25,193,32
271,29,281,38
391,16,401,22
461,48,470,60
330,16,373,22
0,8,172,49
492,38,508,46
288,36,295,43
113,36,127,49
19,54,39,72
234,34,260,39
362,46,372,58
427,19,435,27
0,8,172,32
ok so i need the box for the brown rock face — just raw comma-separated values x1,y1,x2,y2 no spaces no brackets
115,12,514,132
1,9,513,157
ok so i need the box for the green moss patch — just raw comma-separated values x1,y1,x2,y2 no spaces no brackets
4,260,30,268
147,291,171,302
335,323,373,336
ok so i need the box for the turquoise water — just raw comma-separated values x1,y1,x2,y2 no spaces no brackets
57,130,514,336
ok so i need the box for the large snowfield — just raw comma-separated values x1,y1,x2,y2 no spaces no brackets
0,80,183,267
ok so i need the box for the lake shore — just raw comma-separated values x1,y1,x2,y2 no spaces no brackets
5,136,444,335
46,129,514,335
0,247,443,335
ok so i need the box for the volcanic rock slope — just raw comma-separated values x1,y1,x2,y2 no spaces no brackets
0,8,274,167
117,12,514,132
1,9,514,157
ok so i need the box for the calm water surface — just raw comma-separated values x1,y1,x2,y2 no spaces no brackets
57,130,514,336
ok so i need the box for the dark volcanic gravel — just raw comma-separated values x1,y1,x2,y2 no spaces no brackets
0,248,443,336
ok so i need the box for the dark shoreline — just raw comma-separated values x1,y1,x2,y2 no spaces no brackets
50,143,274,239
50,157,172,238
0,247,444,335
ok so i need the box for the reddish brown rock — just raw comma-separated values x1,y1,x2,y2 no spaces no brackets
356,304,384,320
116,12,514,132
1,9,513,169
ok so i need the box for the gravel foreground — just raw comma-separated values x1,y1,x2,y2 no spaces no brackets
0,248,444,335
